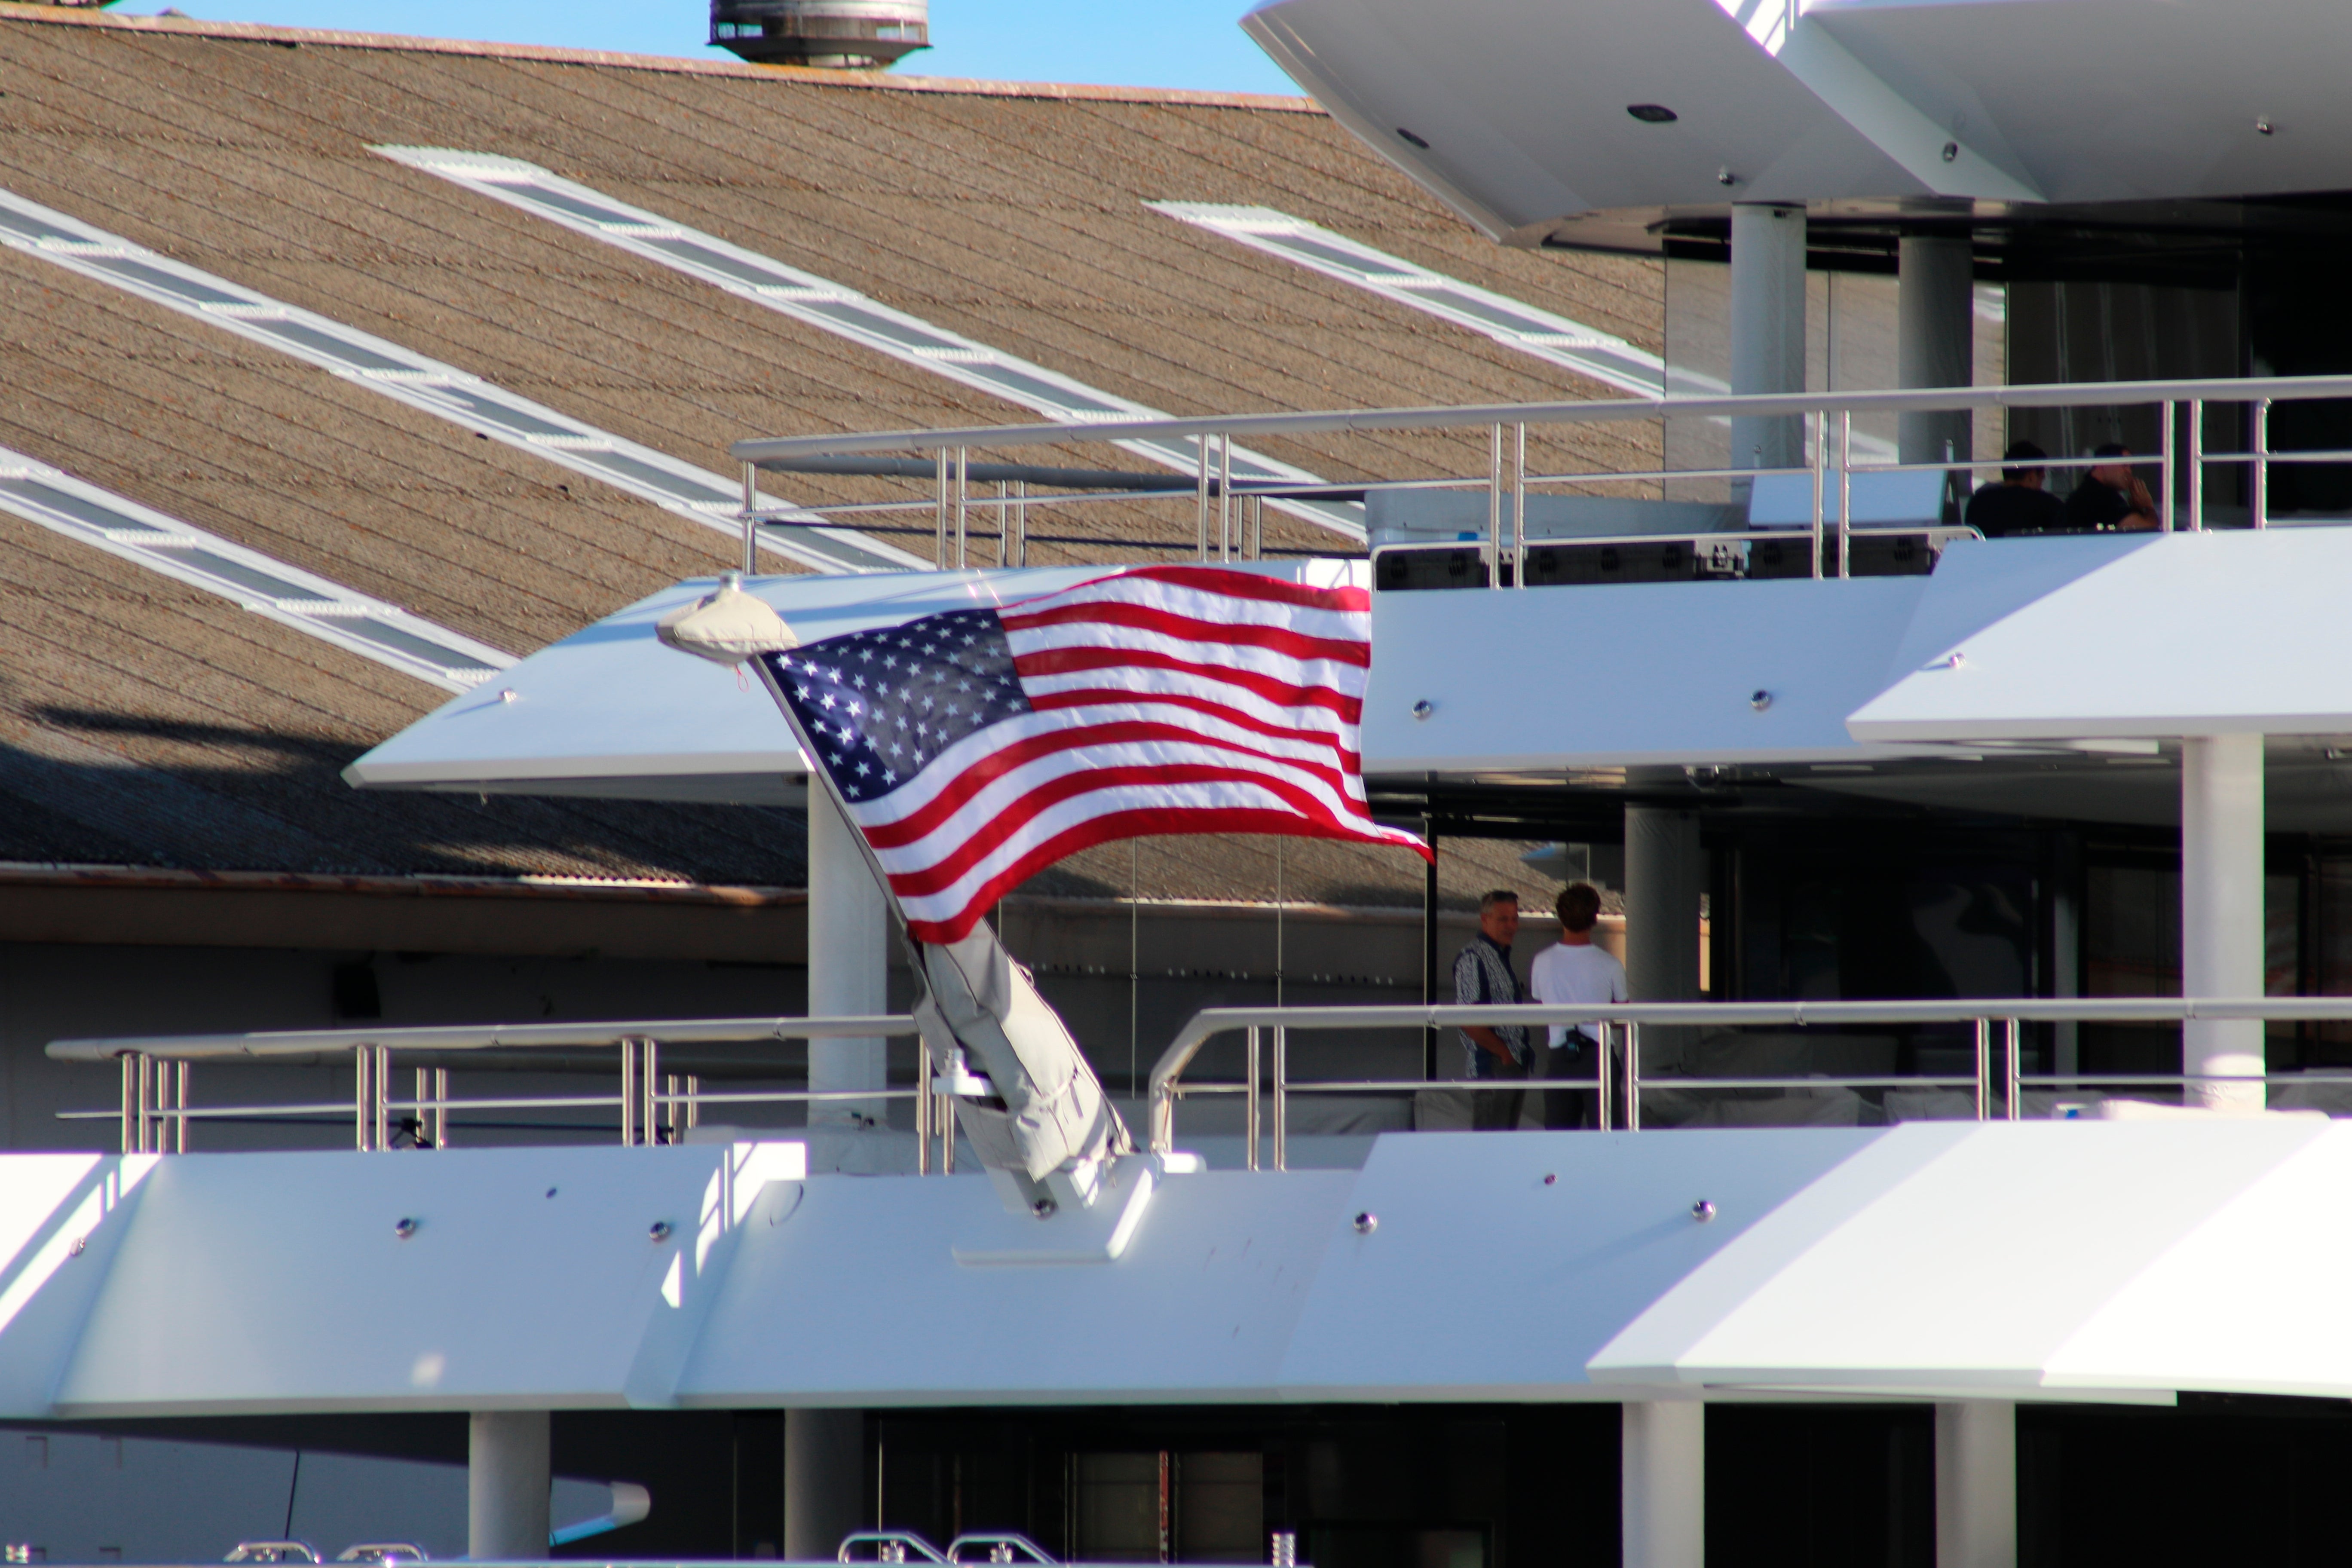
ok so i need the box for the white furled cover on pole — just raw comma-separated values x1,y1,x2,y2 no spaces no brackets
1729,204,1807,490
808,788,890,1128
1934,1403,2015,1568
2182,734,2266,1110
1622,1402,1702,1568
469,1410,551,1560
1898,234,1975,473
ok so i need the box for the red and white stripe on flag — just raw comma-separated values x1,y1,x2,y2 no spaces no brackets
848,565,1430,943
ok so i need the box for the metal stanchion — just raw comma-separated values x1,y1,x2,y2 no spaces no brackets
1196,439,1210,562
1487,424,1504,588
2254,398,2271,529
175,1061,189,1154
2187,399,2204,532
373,1044,391,1153
934,448,950,565
1245,1027,1261,1172
954,447,968,567
1626,1023,1643,1131
1836,412,1853,580
2159,401,2175,531
1218,436,1234,562
1512,422,1527,589
1272,1026,1289,1171
2004,1019,2023,1121
352,1045,370,1152
740,461,758,574
620,1038,638,1147
1973,1019,1991,1120
916,1041,932,1176
1597,1024,1614,1131
1811,409,1827,579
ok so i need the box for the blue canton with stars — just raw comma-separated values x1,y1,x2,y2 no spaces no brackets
762,609,1034,803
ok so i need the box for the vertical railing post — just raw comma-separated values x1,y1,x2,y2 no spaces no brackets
353,1044,371,1152
644,1040,662,1144
619,1038,638,1147
1973,1017,1991,1120
740,461,758,575
373,1044,391,1153
2187,398,2204,532
1487,423,1504,588
1196,438,1211,562
1626,1023,1643,1131
1512,422,1528,589
2253,398,2271,530
2159,401,2175,531
1218,435,1234,563
1597,1023,1614,1131
916,1039,933,1176
953,447,969,568
685,1074,700,1135
1810,409,1827,579
1272,1026,1289,1172
1245,1026,1262,1172
118,1053,134,1155
1836,411,1853,580
2004,1018,2022,1121
994,481,1009,568
1251,494,1264,561
935,448,950,566
175,1061,189,1154
1014,481,1029,567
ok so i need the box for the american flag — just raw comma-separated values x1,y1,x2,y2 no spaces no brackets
763,565,1430,943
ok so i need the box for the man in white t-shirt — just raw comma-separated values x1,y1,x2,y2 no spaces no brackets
1528,882,1627,1130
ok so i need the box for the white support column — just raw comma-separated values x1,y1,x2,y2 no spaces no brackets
469,1410,551,1561
2182,734,2266,1110
784,1407,865,1561
1622,1401,1703,1568
1729,203,1808,494
1898,234,1975,475
1934,1402,2015,1568
809,788,890,1128
1626,806,1704,1076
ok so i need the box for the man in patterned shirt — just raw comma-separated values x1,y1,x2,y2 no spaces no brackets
1454,889,1530,1131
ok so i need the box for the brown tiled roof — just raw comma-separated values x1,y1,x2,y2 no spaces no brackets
0,8,1649,903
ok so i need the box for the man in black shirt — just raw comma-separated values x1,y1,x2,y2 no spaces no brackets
2062,441,2162,531
1965,440,2069,536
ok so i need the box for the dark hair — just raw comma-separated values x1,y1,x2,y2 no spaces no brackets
1479,888,1520,914
2001,438,2047,484
1556,882,1602,934
2092,441,2131,459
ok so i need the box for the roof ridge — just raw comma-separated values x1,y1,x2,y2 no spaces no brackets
0,3,1323,113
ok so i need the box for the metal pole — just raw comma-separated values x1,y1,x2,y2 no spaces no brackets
435,1067,450,1148
1590,1020,1608,1128
935,448,950,566
1251,493,1264,561
916,1039,932,1176
941,1081,955,1174
2004,1018,2022,1121
645,1041,661,1144
1218,435,1234,563
740,461,758,575
1973,1018,1990,1121
1512,421,1528,588
119,1054,134,1155
995,481,1008,567
1810,409,1827,579
1015,481,1028,567
1196,438,1210,562
685,1073,699,1133
1272,1026,1289,1172
353,1045,370,1152
373,1044,390,1153
954,447,968,568
2159,400,2175,531
175,1061,189,1154
2187,398,2204,532
1487,423,1504,588
1245,1026,1261,1172
1626,1023,1643,1131
2254,398,2271,529
619,1038,637,1147
1836,411,1853,579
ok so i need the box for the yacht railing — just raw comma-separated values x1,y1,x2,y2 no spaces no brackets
1146,997,2352,1168
729,372,2352,577
44,1015,965,1168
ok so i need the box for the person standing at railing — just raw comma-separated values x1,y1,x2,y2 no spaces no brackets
1528,883,1627,1130
2062,441,2162,531
1963,440,2069,537
1455,889,1530,1130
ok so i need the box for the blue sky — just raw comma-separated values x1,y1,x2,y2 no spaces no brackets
134,0,1303,95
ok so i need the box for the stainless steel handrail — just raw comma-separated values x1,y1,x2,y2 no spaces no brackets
1147,997,2352,1163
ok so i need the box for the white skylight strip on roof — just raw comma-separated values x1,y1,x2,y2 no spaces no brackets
0,447,514,692
0,190,921,579
1150,203,1670,400
371,147,1364,544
